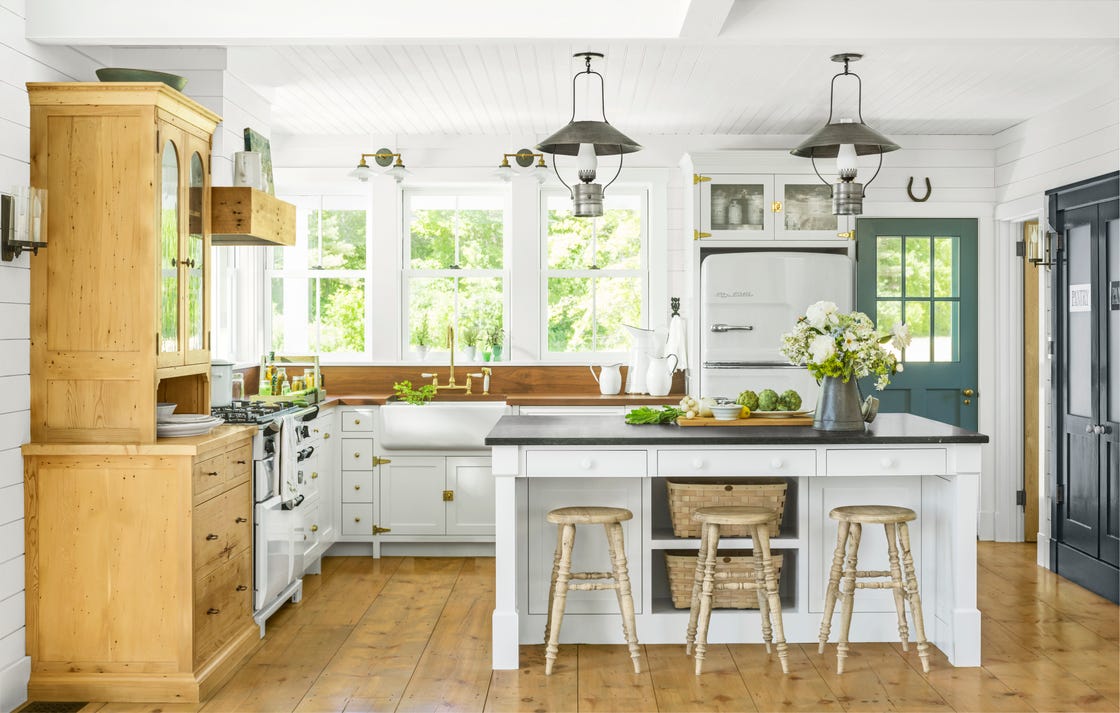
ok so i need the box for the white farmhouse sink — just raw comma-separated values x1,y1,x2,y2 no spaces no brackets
378,401,508,450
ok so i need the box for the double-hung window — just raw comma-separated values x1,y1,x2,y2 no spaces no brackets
266,195,369,357
403,191,508,359
542,189,646,358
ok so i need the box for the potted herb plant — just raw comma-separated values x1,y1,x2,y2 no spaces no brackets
459,319,480,362
411,313,431,360
486,325,505,362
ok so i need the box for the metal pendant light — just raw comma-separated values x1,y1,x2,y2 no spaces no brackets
537,52,641,217
791,53,899,215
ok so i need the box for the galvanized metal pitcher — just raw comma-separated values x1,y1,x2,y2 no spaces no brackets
813,375,867,432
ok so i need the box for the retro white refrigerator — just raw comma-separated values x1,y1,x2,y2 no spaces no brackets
698,251,854,409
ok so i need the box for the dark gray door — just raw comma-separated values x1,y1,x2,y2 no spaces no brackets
1050,172,1119,603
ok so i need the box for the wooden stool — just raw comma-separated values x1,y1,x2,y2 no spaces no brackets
685,505,788,675
818,505,930,674
543,506,641,675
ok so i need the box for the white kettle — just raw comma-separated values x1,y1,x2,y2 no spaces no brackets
589,363,623,395
645,354,678,397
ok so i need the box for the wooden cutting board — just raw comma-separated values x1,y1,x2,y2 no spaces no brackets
677,415,814,427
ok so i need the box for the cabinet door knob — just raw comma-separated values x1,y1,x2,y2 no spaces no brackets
354,452,361,459
580,458,593,469
354,418,361,425
205,533,219,541
311,472,319,479
311,524,318,532
354,484,361,490
691,458,704,470
236,585,248,591
324,433,331,439
235,460,247,465
207,471,219,477
354,517,361,522
207,607,220,615
770,458,784,469
235,517,247,523
880,457,896,468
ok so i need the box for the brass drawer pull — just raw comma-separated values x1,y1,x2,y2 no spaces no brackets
354,517,361,523
354,484,361,490
235,517,248,523
354,452,361,459
207,607,220,615
311,472,319,479
354,418,361,425
206,533,219,541
206,471,219,477
311,524,318,532
236,585,248,591
235,460,247,465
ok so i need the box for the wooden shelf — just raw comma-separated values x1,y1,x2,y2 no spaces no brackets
211,186,295,246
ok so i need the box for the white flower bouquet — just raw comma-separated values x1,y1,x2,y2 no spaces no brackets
779,301,911,391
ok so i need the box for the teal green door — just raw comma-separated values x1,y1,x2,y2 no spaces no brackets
856,218,979,430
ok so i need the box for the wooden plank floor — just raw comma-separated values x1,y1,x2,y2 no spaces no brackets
67,543,1117,713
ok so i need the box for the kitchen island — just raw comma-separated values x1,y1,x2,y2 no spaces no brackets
485,412,988,670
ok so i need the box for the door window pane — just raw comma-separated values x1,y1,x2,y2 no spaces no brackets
1109,218,1119,422
1067,223,1093,417
905,236,931,297
905,300,931,362
933,301,957,362
876,236,902,296
877,300,903,358
934,237,958,297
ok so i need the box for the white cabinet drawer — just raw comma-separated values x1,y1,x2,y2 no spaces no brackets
825,448,947,476
657,449,815,476
342,471,374,503
341,439,373,470
525,449,646,477
342,410,375,432
342,503,376,536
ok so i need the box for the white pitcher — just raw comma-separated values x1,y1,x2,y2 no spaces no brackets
589,363,623,395
645,354,678,397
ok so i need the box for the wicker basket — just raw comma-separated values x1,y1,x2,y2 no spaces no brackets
666,481,788,538
664,550,785,609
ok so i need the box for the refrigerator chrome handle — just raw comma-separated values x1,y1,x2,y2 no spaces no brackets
710,323,754,333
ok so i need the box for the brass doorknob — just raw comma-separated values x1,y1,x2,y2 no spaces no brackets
962,388,975,397
311,524,318,532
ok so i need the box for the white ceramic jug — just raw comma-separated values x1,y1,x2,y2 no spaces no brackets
233,151,263,190
645,354,678,397
623,324,659,394
589,363,623,395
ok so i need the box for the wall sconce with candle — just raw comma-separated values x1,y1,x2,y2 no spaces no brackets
1,187,47,261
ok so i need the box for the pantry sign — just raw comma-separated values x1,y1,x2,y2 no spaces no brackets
1069,283,1091,312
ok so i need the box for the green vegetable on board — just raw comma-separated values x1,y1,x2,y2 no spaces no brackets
757,389,780,411
779,389,803,411
625,406,685,425
736,390,759,410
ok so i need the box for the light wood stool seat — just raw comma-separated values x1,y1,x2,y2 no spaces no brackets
685,505,788,675
818,504,930,674
544,506,640,675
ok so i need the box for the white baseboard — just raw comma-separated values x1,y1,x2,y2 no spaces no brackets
1036,534,1050,568
0,654,29,713
380,542,494,557
978,510,996,541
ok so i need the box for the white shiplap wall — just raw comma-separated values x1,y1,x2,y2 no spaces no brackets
993,80,1120,555
0,3,107,710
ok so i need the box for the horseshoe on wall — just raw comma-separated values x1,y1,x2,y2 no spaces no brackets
907,176,932,202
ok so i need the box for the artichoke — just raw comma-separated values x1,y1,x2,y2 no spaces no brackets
757,388,780,411
735,389,759,411
779,389,802,411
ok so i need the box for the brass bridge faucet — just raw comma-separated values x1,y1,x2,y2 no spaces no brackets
420,326,492,395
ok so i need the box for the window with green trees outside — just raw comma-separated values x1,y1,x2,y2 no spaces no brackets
543,190,645,356
267,195,368,356
404,192,507,360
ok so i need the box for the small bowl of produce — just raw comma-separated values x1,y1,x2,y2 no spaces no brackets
709,403,744,421
156,402,177,421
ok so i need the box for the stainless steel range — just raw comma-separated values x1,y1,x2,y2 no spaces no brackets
211,399,318,636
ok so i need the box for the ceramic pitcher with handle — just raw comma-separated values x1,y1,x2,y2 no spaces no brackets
589,363,623,395
645,354,678,397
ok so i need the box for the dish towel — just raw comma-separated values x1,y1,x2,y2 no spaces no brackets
664,314,688,370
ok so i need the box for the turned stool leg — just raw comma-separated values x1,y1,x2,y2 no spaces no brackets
685,522,711,656
836,522,862,674
544,524,564,643
884,522,911,651
754,523,789,674
693,522,721,675
818,520,851,653
898,522,930,673
545,523,576,675
606,521,641,674
752,534,772,654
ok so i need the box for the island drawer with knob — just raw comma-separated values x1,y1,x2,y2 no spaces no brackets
342,438,374,470
525,449,647,477
825,448,947,476
193,549,252,666
657,449,815,477
194,481,253,572
342,502,376,536
343,470,374,503
192,441,252,503
343,410,375,432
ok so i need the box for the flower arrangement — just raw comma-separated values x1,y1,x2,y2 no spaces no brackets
779,301,911,391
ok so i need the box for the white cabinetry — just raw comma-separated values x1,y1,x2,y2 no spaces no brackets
295,409,337,574
337,408,383,547
380,455,495,538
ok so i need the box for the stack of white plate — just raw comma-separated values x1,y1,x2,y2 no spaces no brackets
157,413,224,438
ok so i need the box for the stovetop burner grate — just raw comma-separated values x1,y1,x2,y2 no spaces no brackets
212,400,303,424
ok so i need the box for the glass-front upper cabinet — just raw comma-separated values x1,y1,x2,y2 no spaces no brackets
774,175,840,240
697,175,773,240
157,137,182,368
185,148,208,364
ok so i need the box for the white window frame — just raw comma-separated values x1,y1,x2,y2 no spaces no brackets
264,194,372,360
400,187,511,361
539,187,649,362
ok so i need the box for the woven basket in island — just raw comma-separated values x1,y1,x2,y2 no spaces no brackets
666,481,788,538
664,550,785,609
